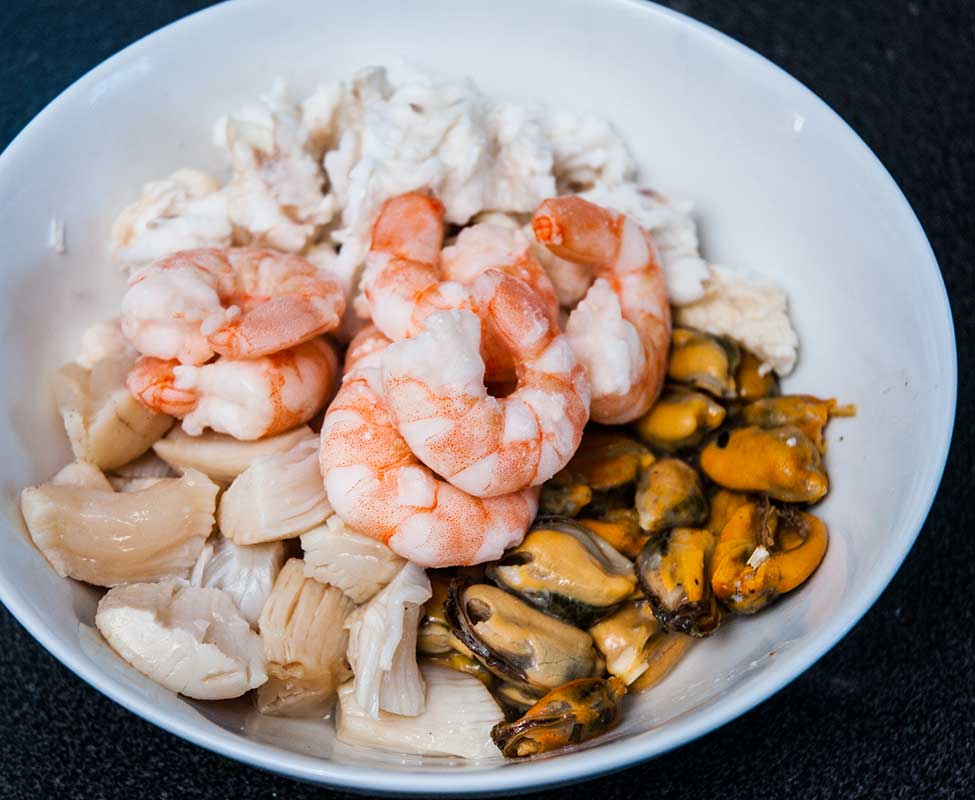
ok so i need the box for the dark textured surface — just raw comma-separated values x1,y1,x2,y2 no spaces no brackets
1,0,972,797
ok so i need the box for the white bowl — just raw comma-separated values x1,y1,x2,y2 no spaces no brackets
0,0,955,794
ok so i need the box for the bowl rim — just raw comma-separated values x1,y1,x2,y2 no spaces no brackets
0,0,957,794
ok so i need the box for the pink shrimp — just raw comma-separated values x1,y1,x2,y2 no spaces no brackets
319,333,537,567
127,338,338,440
121,247,345,365
362,193,561,382
532,196,671,424
343,325,393,374
380,270,590,498
360,193,470,341
441,223,560,382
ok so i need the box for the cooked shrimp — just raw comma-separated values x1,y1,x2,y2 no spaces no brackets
361,193,471,341
343,325,393,374
363,194,560,383
381,270,590,498
319,334,537,567
127,339,338,440
121,247,345,365
441,223,559,382
441,224,559,320
533,196,671,424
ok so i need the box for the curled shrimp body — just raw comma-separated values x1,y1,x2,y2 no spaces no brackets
362,194,559,382
127,338,338,440
441,223,560,383
381,270,590,498
533,196,671,424
121,247,345,365
319,334,538,568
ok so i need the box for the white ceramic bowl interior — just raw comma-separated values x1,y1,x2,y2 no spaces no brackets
0,0,955,794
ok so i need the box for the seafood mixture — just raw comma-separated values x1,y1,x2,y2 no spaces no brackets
20,66,852,761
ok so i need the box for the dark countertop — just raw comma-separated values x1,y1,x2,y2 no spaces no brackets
1,1,972,797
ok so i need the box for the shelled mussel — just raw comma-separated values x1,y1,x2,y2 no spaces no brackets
667,327,740,399
734,350,780,401
633,385,726,452
739,394,856,452
540,431,652,518
490,677,626,758
444,581,603,694
710,500,829,613
588,593,694,690
635,458,707,533
700,425,829,503
486,518,636,627
635,527,723,637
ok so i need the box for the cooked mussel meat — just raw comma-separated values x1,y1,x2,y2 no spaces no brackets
668,327,740,398
486,519,636,627
740,394,855,452
492,681,545,721
445,582,602,692
629,632,694,693
699,425,828,503
635,527,722,637
490,677,626,757
540,431,651,517
424,651,496,687
734,350,780,401
577,508,648,559
557,430,654,491
711,501,828,613
588,593,661,685
539,481,593,517
705,488,751,535
635,458,708,534
418,572,465,656
634,386,726,453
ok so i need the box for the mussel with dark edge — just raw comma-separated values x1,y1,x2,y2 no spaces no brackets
635,457,708,534
444,581,602,693
556,430,654,491
635,527,722,637
490,677,626,757
485,518,636,627
739,394,855,452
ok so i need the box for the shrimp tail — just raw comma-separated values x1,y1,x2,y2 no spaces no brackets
371,193,446,262
126,357,199,416
532,196,622,266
